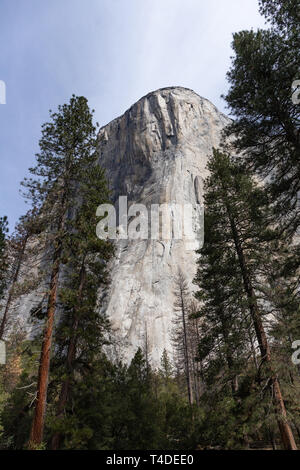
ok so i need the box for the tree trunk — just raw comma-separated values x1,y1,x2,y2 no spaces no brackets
181,292,193,405
29,239,62,449
194,316,204,396
191,319,200,406
248,327,259,372
220,312,238,395
51,262,86,450
227,206,297,450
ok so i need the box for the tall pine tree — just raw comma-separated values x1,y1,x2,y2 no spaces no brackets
223,0,300,233
194,149,298,449
22,95,102,448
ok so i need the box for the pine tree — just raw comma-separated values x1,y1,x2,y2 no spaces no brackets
160,349,173,386
194,226,251,395
102,348,164,450
50,162,114,450
194,148,297,449
223,0,300,233
186,301,203,406
172,269,193,405
23,95,101,448
221,0,300,447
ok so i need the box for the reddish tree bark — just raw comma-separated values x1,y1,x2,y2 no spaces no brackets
51,262,86,450
29,239,62,448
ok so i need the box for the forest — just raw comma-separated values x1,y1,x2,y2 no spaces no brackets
0,0,299,450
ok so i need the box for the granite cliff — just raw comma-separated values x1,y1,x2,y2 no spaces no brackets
97,87,230,365
4,87,230,366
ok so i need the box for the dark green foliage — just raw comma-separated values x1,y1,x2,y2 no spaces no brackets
21,95,102,298
259,0,299,33
105,349,162,450
0,336,41,449
0,343,205,450
220,2,300,445
19,95,114,448
193,148,300,448
22,95,98,211
100,349,202,451
223,0,300,233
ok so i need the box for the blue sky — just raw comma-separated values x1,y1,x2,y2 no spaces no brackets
0,0,266,231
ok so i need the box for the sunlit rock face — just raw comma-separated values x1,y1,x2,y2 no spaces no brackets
98,87,231,366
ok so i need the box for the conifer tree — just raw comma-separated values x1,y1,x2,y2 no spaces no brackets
195,148,297,449
50,162,114,450
172,270,193,405
160,349,173,386
186,301,203,406
223,0,300,233
23,95,101,448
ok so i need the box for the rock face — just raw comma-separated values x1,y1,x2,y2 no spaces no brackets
98,87,230,365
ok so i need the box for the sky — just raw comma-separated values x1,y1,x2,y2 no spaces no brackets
0,0,266,231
